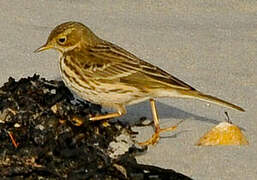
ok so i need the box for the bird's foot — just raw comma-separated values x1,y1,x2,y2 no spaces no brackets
138,120,184,146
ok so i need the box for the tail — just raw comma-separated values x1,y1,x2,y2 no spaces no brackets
179,90,245,112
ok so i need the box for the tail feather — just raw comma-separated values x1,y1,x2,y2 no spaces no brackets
180,90,245,112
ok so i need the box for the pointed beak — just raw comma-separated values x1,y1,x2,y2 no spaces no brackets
34,43,52,53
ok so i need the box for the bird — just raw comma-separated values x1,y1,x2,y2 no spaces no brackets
35,21,244,146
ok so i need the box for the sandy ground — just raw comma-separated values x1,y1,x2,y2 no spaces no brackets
0,0,256,179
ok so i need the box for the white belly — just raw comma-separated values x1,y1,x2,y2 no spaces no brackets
59,56,149,108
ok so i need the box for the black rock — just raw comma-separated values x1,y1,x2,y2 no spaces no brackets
0,74,192,180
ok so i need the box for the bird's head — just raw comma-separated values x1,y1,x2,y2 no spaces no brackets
34,21,100,53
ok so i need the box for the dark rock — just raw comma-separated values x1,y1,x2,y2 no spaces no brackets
0,74,192,180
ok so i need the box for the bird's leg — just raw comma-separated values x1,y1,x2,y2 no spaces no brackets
138,99,181,146
90,105,126,121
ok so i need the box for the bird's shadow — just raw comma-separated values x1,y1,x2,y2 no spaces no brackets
119,101,221,125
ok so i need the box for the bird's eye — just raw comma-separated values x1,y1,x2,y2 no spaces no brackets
58,37,66,44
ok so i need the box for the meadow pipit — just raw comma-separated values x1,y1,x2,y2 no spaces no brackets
35,21,244,146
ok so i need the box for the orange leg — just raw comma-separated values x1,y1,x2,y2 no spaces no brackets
90,105,126,121
138,99,182,146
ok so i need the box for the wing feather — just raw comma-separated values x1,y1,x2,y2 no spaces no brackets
68,41,195,90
